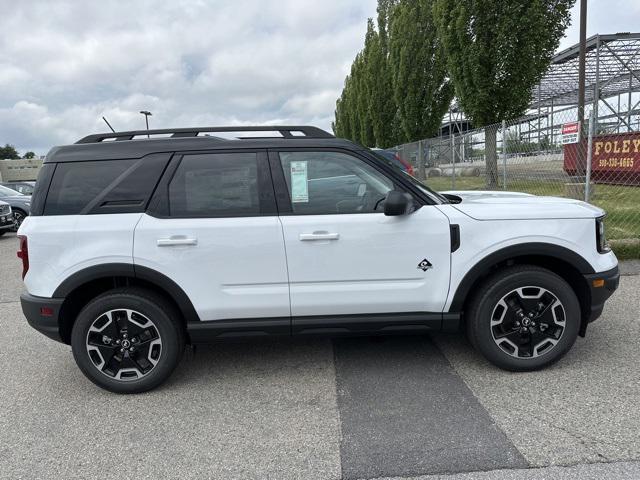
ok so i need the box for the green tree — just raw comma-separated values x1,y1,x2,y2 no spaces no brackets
334,2,399,147
357,26,376,146
371,0,399,147
0,144,20,159
347,55,365,144
334,64,361,143
23,151,36,159
332,84,349,138
433,0,574,188
389,0,453,143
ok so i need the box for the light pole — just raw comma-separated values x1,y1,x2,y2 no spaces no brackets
139,110,152,138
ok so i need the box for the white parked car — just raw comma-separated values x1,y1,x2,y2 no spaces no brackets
18,126,619,393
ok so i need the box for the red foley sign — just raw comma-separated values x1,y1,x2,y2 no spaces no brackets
564,131,640,185
593,137,640,168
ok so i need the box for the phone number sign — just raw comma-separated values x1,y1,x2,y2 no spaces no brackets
563,131,640,185
593,135,640,170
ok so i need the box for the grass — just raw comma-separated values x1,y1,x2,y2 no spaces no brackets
425,176,640,259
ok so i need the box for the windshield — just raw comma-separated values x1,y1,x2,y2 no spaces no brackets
0,185,24,196
368,150,449,204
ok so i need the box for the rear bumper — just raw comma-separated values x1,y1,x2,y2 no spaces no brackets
584,265,620,324
20,293,65,343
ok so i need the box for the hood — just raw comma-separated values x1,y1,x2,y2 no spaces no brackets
440,190,604,220
3,195,30,203
0,195,31,212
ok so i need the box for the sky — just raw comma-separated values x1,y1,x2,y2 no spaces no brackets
1,0,639,154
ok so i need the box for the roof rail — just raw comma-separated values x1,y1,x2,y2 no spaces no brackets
75,126,334,144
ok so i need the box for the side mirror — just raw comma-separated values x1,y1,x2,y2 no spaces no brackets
384,190,414,216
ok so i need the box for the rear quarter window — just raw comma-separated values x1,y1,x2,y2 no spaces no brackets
29,163,56,216
43,155,169,216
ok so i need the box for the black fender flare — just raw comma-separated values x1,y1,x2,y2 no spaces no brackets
53,263,200,323
448,242,595,312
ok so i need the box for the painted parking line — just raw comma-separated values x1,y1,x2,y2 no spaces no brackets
333,336,527,479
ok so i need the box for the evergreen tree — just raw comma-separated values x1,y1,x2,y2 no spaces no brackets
433,0,574,188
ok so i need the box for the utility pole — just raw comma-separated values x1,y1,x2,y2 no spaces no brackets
139,110,152,138
577,0,587,174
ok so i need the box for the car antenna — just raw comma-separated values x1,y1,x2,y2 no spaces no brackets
102,116,116,133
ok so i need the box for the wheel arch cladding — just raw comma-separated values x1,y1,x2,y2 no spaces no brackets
54,263,199,344
450,243,593,335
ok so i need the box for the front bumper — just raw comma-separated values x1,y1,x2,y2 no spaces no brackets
20,293,65,343
583,265,620,324
0,213,14,230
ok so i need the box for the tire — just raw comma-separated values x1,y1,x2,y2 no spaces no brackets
71,287,185,393
0,231,5,237
12,209,26,232
466,265,580,371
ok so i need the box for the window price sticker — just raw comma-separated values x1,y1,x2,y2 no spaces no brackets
290,161,309,203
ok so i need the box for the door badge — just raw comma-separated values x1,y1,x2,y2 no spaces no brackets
417,259,433,271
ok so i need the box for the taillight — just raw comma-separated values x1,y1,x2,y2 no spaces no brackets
17,235,29,279
396,153,414,176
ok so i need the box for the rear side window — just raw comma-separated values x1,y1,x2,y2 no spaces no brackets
168,153,259,217
44,155,169,215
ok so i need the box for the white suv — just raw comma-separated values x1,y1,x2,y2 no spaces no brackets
18,126,619,393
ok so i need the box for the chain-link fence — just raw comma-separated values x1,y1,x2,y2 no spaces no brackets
394,106,640,257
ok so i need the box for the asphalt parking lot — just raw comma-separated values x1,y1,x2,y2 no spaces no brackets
1,231,640,479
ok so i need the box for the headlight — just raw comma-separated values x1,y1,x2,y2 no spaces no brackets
596,217,610,253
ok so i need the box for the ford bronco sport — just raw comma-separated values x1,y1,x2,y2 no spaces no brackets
18,126,619,393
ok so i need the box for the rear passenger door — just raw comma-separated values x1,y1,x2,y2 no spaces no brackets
133,150,290,325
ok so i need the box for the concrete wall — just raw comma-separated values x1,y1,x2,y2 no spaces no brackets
0,158,43,182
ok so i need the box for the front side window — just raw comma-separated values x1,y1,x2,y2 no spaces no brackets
279,151,393,215
169,152,260,217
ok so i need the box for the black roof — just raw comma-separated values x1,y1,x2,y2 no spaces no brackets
45,126,361,163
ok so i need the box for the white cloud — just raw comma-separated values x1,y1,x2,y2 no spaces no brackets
0,0,636,154
560,1,640,50
0,0,376,153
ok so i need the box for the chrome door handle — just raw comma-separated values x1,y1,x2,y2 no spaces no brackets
299,232,340,241
157,236,198,247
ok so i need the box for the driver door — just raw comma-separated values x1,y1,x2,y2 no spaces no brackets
270,149,451,322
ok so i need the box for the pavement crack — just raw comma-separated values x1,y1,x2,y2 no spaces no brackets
525,411,613,462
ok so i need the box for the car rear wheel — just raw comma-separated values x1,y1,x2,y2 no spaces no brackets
71,287,185,393
466,265,580,371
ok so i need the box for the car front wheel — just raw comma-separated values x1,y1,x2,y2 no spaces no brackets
71,287,185,393
466,265,580,371
12,209,26,231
